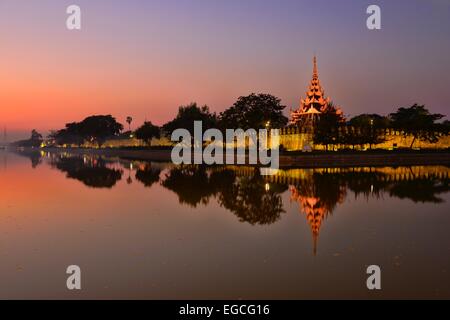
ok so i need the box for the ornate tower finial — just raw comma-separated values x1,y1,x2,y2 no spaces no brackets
313,55,318,79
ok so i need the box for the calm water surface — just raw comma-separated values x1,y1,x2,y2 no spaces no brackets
0,150,449,299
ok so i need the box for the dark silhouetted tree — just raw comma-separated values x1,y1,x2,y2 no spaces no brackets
126,116,133,131
135,121,160,146
347,114,389,148
163,103,217,136
390,104,444,148
11,130,43,147
313,104,345,150
31,129,43,142
219,93,288,130
51,115,123,147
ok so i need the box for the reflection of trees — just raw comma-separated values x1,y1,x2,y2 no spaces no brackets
388,177,449,203
345,171,389,199
30,153,42,168
162,166,287,224
163,165,449,230
218,169,287,225
12,149,43,168
341,169,449,204
52,156,122,188
135,164,161,187
293,169,450,205
162,166,216,207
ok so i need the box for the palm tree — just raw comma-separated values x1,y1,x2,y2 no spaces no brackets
126,116,133,131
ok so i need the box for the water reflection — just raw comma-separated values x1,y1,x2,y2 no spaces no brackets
12,149,43,168
161,165,287,224
12,150,450,252
162,166,216,207
3,149,449,298
135,164,161,188
14,150,450,206
217,169,287,225
388,177,449,203
289,173,347,255
50,154,123,188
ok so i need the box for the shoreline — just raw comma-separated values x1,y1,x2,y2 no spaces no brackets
14,147,447,168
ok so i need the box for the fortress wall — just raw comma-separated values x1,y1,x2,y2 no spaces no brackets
86,129,449,151
277,129,450,151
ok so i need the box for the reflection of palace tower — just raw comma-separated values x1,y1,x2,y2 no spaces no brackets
290,180,346,255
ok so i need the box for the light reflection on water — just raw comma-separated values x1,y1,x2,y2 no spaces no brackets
0,149,449,299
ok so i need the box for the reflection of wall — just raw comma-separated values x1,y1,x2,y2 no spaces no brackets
224,165,450,186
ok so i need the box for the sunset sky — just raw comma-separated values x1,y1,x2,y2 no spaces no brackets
1,0,449,141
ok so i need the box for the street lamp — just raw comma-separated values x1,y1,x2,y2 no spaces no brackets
370,119,374,150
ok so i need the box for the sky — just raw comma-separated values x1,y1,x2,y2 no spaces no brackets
1,0,450,141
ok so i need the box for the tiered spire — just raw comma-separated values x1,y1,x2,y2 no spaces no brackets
289,55,343,127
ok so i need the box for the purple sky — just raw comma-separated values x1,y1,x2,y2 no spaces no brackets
1,0,449,141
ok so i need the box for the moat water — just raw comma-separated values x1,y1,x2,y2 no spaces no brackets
0,149,449,299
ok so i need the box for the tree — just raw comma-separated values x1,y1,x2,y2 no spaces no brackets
347,114,389,149
390,104,444,148
31,129,43,142
126,116,133,131
219,93,288,130
51,115,123,147
438,120,450,136
135,121,160,146
78,115,123,146
162,103,217,136
313,105,345,150
349,114,390,128
50,123,84,146
12,130,43,148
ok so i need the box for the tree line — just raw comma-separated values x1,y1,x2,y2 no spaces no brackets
17,93,449,149
315,103,449,150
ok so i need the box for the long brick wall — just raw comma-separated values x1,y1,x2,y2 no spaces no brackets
276,128,450,151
